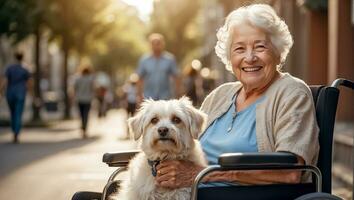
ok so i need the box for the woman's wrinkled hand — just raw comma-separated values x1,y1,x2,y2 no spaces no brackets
155,160,204,189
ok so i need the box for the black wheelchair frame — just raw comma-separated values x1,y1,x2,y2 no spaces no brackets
72,78,354,200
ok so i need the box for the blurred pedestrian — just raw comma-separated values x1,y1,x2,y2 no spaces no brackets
1,52,31,143
95,72,111,118
96,85,107,117
123,74,139,117
115,86,125,109
74,65,95,139
122,74,139,139
183,61,203,106
136,33,180,102
200,68,216,99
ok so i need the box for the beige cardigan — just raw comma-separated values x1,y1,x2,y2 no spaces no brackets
199,73,319,182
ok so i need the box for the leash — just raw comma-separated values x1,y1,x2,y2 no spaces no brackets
147,159,160,177
147,154,169,177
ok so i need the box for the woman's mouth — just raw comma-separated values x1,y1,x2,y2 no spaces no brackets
242,66,262,72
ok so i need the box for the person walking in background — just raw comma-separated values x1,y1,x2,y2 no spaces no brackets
95,71,111,118
122,73,139,139
74,65,95,139
0,52,31,143
183,62,203,106
123,73,139,117
136,33,180,102
96,85,107,118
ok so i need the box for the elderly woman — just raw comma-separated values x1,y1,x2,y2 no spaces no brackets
155,4,319,187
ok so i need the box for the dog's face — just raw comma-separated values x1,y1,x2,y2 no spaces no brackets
128,97,206,158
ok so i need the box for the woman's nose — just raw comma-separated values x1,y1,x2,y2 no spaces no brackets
244,50,257,63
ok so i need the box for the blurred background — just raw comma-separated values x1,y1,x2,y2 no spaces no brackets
0,0,353,199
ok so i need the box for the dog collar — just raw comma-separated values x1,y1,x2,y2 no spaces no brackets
147,159,160,177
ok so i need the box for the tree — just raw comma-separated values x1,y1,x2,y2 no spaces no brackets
0,0,50,121
47,0,112,119
0,0,35,41
89,3,148,78
149,0,202,65
1,0,149,120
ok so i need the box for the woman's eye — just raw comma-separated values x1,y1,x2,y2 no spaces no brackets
151,117,159,124
255,45,266,51
233,47,245,53
171,116,181,124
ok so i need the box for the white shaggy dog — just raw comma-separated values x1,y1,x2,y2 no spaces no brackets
113,97,207,200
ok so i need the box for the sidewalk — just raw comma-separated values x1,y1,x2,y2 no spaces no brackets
0,109,137,200
332,122,354,200
0,95,64,127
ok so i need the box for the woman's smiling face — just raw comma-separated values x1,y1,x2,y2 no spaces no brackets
230,23,280,92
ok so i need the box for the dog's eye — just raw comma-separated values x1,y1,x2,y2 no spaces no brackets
171,116,181,124
150,117,159,124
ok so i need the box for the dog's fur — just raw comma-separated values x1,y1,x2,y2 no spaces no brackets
113,97,207,200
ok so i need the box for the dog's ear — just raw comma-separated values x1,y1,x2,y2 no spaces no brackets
128,112,145,141
128,99,153,140
180,97,207,139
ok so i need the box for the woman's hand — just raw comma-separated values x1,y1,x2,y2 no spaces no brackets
155,156,303,189
155,160,205,189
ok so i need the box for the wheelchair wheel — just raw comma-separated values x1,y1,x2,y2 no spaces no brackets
71,191,102,200
295,192,343,200
72,180,121,200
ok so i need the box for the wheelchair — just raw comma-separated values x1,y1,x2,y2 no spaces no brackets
72,78,354,200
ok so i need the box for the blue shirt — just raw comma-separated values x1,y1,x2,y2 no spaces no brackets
200,95,264,165
5,64,30,99
199,95,264,187
137,52,178,100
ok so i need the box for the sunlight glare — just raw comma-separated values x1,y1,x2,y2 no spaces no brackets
121,0,154,21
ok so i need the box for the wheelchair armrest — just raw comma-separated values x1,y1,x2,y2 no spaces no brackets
191,152,321,199
218,152,298,168
102,150,140,167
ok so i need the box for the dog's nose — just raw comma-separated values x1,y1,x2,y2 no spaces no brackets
158,127,169,137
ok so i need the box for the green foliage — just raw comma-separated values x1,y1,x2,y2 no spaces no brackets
0,0,47,42
0,0,150,78
304,0,328,11
88,2,148,75
43,0,146,74
46,0,110,53
149,0,202,65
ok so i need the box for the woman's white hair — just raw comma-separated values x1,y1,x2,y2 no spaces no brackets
215,4,293,71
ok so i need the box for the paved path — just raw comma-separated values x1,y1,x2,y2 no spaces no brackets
0,109,137,200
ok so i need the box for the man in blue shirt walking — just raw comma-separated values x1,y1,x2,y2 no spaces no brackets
136,33,180,102
1,52,31,143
